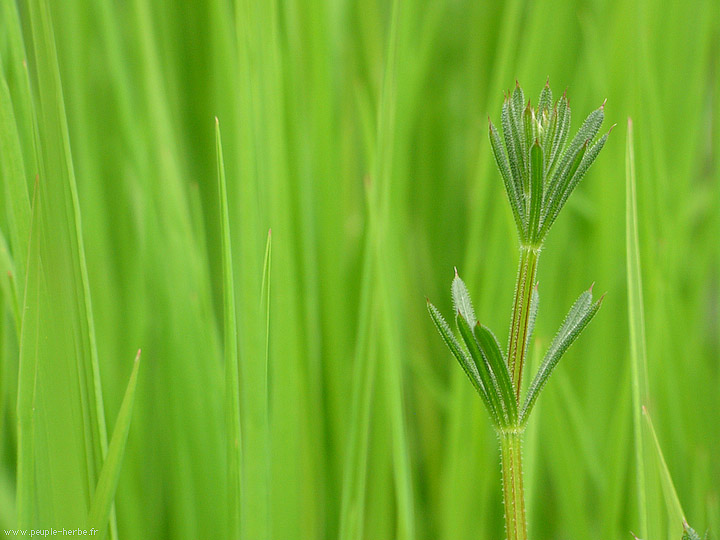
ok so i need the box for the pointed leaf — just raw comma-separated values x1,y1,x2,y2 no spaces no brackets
542,131,609,236
427,302,495,420
520,289,603,423
502,97,525,199
556,105,604,178
474,324,517,424
457,312,506,427
87,351,142,540
548,94,571,174
489,120,525,237
538,81,552,115
452,270,476,328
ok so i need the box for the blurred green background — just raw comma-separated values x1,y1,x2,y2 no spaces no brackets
0,0,718,538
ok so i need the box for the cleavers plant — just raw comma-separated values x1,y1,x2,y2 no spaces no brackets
427,81,611,540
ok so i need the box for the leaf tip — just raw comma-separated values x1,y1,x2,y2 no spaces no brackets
135,349,142,363
215,116,220,126
454,266,459,277
601,98,607,110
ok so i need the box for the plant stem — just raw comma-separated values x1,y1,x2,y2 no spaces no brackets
507,245,539,400
501,430,527,540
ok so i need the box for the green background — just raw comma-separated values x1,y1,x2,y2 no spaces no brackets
0,0,718,538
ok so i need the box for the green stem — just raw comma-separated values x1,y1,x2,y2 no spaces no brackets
507,245,539,400
501,430,527,540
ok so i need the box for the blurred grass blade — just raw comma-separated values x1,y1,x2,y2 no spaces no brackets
87,350,142,540
216,118,241,540
626,117,650,539
642,406,685,536
16,176,40,529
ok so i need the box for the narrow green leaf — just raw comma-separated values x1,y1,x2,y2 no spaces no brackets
523,103,535,156
474,324,517,425
548,94,570,174
87,350,142,540
457,312,506,427
520,288,602,423
627,117,650,538
490,119,525,236
501,97,524,204
511,82,525,126
216,117,241,540
427,302,497,425
528,140,543,243
541,131,610,236
508,88,527,187
556,105,605,178
539,139,588,239
451,269,476,328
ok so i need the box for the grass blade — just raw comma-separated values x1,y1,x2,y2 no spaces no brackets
216,118,241,540
626,117,650,538
87,351,142,540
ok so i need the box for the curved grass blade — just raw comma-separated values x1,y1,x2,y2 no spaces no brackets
456,313,506,427
87,350,142,540
427,302,497,425
474,324,517,425
216,118,242,540
520,288,603,424
451,270,476,328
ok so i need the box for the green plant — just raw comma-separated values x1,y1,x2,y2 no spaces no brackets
427,81,611,540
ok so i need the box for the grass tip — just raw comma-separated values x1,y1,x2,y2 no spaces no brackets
589,281,595,293
627,116,633,128
601,98,607,110
545,75,550,87
454,266,459,277
268,228,272,236
608,123,618,135
134,349,142,363
215,116,219,126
